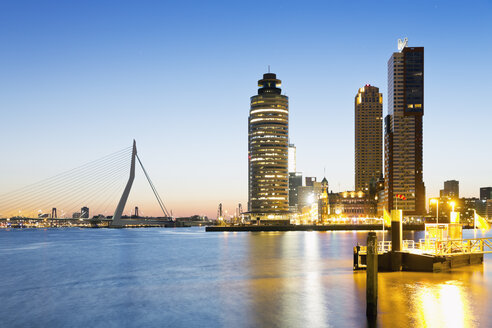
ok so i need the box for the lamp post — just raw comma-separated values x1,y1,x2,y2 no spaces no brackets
449,200,456,223
449,201,456,212
473,209,477,238
430,199,439,224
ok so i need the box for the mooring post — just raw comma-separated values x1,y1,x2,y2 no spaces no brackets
366,231,378,318
390,209,403,271
391,209,402,252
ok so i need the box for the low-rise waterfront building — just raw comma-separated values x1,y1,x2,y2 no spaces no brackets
328,190,376,218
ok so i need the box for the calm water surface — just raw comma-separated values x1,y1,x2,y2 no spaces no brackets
1,227,491,327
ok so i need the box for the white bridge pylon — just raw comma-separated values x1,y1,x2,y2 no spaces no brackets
111,140,171,227
111,140,137,227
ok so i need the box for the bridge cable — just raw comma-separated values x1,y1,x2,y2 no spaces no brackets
136,154,171,218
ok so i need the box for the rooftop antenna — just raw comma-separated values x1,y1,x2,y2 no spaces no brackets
398,37,408,52
268,65,270,73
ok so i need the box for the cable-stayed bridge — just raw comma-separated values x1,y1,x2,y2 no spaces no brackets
0,140,172,228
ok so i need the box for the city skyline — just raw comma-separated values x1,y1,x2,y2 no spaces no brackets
1,1,491,218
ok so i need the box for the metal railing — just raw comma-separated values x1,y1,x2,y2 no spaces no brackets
358,240,417,254
434,237,492,255
403,240,416,250
357,237,492,258
378,241,392,253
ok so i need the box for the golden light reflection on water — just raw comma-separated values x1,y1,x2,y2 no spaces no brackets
215,231,491,327
414,282,465,327
302,232,325,327
371,267,485,328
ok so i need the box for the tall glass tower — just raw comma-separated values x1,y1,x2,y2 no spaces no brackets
248,73,289,220
384,41,425,215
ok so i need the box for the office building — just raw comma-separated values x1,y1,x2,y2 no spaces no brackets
298,181,322,210
305,177,316,187
248,73,289,219
288,144,296,173
384,39,425,215
480,187,492,200
81,206,89,219
487,200,492,219
289,172,303,212
355,84,383,192
440,180,459,198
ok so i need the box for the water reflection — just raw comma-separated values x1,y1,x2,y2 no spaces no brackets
375,271,481,327
1,228,492,327
353,246,489,328
302,232,325,328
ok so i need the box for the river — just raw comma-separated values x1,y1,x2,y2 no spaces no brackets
1,227,491,327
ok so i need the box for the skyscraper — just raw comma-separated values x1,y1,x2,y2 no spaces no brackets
248,73,289,220
384,39,425,215
355,84,383,192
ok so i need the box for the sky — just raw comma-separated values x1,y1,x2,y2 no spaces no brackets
1,0,491,218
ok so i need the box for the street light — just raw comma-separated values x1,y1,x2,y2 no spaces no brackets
473,209,478,238
430,199,439,224
449,201,456,212
448,200,457,224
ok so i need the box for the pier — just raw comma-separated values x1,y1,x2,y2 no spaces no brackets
354,237,487,272
354,212,490,272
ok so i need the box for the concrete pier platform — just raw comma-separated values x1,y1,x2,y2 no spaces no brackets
354,250,484,273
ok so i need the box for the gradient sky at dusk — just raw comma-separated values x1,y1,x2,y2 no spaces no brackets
1,0,491,218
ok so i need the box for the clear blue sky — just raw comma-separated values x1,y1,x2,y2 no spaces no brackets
1,0,491,218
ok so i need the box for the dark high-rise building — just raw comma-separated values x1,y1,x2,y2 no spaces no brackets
248,73,289,219
384,40,425,215
480,187,492,200
289,172,303,212
355,84,383,192
440,180,459,198
305,177,316,187
81,206,89,218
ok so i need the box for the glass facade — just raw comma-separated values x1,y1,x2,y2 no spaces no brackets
384,46,425,215
248,73,289,216
403,48,424,115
